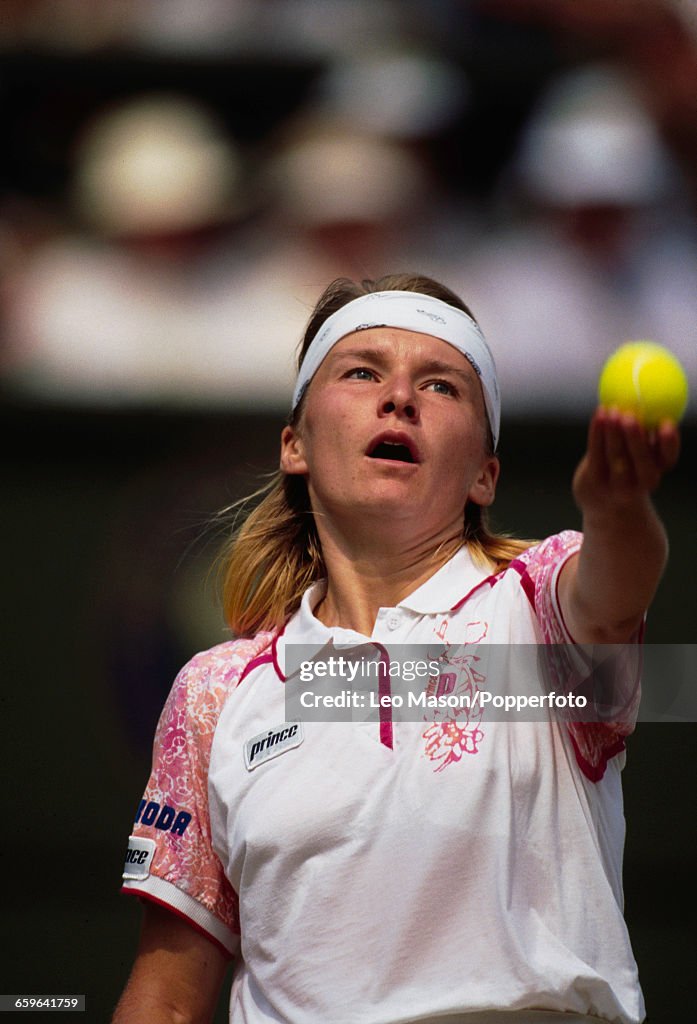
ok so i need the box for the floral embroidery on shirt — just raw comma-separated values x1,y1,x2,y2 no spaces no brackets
422,649,486,772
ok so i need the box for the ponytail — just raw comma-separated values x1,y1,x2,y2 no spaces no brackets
219,474,324,636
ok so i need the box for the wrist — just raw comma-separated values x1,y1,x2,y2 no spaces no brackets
580,492,655,528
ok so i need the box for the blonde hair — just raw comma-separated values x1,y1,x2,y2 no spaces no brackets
219,274,535,637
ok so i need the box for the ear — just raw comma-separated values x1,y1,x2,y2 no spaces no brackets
280,424,308,476
467,455,500,507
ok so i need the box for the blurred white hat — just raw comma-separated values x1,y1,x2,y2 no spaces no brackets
516,65,675,207
73,94,243,234
268,130,427,225
314,49,469,139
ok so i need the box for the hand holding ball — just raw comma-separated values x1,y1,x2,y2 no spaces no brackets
598,342,688,426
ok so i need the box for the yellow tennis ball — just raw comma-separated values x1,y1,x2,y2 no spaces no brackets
598,341,689,426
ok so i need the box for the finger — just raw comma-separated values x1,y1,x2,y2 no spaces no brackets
622,415,662,490
586,407,609,472
655,420,681,470
603,409,636,484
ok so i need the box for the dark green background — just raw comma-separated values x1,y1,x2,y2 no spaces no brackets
2,405,695,1022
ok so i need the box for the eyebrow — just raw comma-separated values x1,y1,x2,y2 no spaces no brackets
331,347,477,387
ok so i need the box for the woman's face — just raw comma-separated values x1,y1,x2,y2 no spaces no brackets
280,328,499,540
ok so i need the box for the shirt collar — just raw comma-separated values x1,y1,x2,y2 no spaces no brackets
284,544,490,644
395,544,491,614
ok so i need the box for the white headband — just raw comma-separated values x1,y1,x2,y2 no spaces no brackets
292,290,501,449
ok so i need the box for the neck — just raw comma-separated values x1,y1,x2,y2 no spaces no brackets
313,518,465,635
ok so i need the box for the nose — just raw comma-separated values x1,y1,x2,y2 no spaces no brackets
378,376,419,422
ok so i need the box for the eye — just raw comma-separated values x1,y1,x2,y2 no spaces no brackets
425,379,458,397
345,367,377,381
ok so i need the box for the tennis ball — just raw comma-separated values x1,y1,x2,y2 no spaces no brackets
598,341,688,426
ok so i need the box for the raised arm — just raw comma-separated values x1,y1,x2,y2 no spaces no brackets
559,408,680,645
112,903,230,1024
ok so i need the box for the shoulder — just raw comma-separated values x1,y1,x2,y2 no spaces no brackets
155,633,276,745
499,531,582,641
505,530,581,595
175,633,276,691
512,530,583,573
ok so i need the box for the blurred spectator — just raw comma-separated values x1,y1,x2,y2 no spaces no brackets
310,47,470,142
444,63,697,416
223,121,441,369
2,51,465,410
225,46,473,365
476,0,697,203
73,96,243,237
1,93,302,407
305,45,476,248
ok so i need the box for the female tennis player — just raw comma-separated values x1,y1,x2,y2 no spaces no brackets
114,274,679,1024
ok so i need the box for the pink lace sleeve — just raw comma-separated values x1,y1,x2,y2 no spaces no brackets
121,634,274,953
512,532,641,781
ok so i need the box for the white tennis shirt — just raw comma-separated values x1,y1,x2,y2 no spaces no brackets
122,532,645,1024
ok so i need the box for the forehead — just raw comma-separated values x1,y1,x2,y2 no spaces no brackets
325,327,479,380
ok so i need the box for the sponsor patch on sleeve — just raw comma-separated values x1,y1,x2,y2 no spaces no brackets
122,835,157,880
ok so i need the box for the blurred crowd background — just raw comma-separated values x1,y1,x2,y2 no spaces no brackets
2,1,695,1021
3,0,697,411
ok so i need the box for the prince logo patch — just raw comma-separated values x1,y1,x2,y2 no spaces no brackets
244,722,304,771
122,836,156,880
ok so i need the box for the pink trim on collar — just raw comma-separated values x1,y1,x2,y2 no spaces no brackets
449,571,501,612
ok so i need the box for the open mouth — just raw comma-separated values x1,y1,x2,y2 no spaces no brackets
367,440,416,464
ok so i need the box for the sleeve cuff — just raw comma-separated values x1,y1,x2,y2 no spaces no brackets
121,874,239,957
